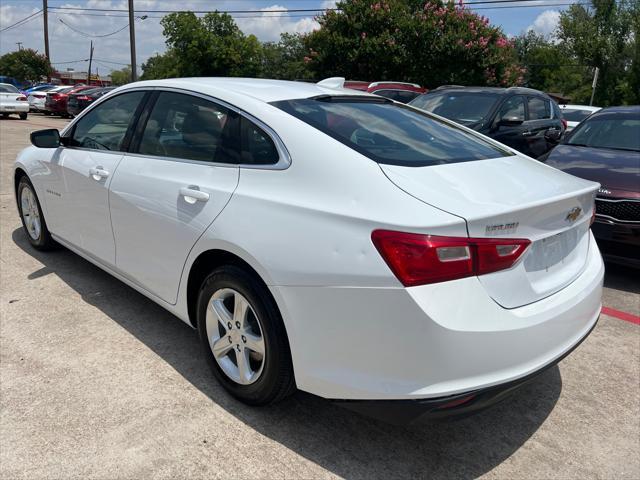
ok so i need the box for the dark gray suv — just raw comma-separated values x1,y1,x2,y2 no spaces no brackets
409,86,565,158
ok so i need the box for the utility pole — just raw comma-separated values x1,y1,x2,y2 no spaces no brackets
16,42,23,50
43,0,50,61
87,41,94,85
589,67,599,106
128,0,138,82
43,0,50,82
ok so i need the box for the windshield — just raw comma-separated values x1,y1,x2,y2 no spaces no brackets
567,115,640,152
409,92,498,124
273,96,512,167
562,109,595,123
0,84,19,93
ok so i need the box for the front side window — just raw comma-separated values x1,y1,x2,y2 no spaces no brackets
498,95,525,122
69,91,146,151
273,97,512,167
410,92,498,124
567,115,640,152
138,92,240,163
528,97,551,120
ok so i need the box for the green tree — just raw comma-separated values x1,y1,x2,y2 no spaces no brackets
557,0,636,106
158,12,263,78
261,33,314,80
141,51,180,80
305,0,523,88
0,49,52,84
110,66,132,85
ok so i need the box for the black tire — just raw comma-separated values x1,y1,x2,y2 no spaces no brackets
16,176,56,250
197,265,295,405
43,111,51,116
19,112,27,120
1,113,8,119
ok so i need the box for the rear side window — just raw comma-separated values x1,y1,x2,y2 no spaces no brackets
562,109,593,122
498,96,525,121
528,97,551,120
273,97,512,167
240,117,279,165
70,91,146,151
137,92,240,164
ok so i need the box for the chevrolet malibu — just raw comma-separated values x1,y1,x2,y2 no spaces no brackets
14,78,604,423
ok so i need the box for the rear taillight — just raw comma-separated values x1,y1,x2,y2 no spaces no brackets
561,118,568,130
17,96,27,101
371,230,531,286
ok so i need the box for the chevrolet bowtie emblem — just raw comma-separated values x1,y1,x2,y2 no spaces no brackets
565,207,582,222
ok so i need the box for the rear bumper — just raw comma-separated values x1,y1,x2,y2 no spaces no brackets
335,316,598,424
0,103,29,113
272,231,604,402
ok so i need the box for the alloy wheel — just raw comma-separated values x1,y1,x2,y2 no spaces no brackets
206,288,266,385
21,186,41,241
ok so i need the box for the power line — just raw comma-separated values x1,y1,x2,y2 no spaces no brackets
57,17,131,38
0,9,43,33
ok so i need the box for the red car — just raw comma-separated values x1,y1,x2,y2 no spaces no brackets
44,85,95,117
344,81,427,103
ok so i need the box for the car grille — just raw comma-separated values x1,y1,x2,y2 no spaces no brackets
595,198,640,222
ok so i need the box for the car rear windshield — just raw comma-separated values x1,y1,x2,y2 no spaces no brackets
562,109,594,122
272,96,511,167
409,92,498,124
567,115,640,152
0,84,19,93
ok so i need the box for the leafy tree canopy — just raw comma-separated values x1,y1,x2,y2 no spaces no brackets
0,49,52,84
110,66,132,86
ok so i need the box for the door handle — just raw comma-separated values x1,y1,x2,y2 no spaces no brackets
522,131,536,137
180,187,210,204
89,166,109,181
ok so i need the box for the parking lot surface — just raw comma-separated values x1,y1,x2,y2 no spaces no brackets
1,115,639,479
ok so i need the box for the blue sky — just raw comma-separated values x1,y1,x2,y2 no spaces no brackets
0,0,575,76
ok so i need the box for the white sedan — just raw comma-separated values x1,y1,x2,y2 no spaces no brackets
560,104,601,131
27,85,59,113
0,83,29,119
14,78,603,423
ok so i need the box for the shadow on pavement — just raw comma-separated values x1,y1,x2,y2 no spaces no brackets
13,228,562,479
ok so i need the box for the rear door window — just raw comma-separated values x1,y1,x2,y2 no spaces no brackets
240,117,279,165
273,97,512,167
528,97,551,120
137,92,240,164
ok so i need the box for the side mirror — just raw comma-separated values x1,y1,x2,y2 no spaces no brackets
497,117,524,127
30,129,61,148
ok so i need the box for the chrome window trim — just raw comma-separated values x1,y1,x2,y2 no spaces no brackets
60,85,292,170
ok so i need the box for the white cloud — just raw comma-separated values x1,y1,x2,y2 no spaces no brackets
527,10,560,38
236,5,319,42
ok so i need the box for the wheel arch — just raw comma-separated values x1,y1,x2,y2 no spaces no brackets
185,248,277,330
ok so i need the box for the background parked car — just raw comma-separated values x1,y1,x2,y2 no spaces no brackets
0,83,29,120
541,106,639,267
344,80,427,103
409,86,565,158
67,87,116,117
23,83,55,95
27,85,58,113
559,104,601,132
44,85,94,117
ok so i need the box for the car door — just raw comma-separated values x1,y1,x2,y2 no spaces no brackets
49,90,149,266
524,96,558,158
491,95,529,155
109,90,241,304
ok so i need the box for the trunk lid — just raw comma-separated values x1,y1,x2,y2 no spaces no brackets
380,155,599,308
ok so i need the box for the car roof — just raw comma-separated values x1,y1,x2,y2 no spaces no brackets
120,78,372,104
588,105,640,118
429,85,547,96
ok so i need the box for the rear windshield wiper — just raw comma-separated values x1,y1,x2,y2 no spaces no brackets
311,94,393,104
